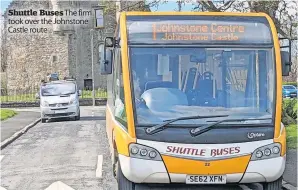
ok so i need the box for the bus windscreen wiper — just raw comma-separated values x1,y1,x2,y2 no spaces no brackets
190,117,272,137
145,115,229,135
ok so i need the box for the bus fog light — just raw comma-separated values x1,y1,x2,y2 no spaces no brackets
256,151,263,158
140,149,148,156
264,148,271,156
272,146,280,154
149,151,157,158
131,146,139,154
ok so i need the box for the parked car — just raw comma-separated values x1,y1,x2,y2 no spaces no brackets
36,79,81,123
282,85,297,98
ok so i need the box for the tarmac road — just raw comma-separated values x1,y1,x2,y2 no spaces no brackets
1,106,117,190
0,106,295,190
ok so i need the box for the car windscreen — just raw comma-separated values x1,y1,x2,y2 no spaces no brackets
41,83,76,96
283,86,296,89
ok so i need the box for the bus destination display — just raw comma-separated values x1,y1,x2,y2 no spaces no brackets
127,18,273,44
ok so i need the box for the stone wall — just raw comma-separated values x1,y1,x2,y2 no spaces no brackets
3,0,69,94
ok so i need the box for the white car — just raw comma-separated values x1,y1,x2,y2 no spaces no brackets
36,80,81,123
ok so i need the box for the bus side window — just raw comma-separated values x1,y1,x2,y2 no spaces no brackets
114,48,127,128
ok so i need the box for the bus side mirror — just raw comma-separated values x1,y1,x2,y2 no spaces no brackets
100,37,114,75
100,49,113,75
281,51,291,76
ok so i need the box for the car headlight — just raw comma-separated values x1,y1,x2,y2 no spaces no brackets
251,143,281,161
129,143,162,161
42,101,49,107
69,99,77,105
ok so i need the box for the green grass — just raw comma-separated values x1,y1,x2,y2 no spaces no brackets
286,124,297,149
0,109,17,121
0,90,107,103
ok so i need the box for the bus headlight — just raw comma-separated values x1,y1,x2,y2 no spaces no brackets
264,148,271,156
256,151,263,158
251,143,281,161
129,143,162,161
272,146,280,154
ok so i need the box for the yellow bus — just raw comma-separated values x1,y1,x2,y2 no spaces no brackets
100,12,292,190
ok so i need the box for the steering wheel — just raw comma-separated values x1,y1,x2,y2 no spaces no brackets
203,71,213,80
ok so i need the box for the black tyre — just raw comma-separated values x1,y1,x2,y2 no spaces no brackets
117,161,135,190
263,177,282,190
41,118,46,123
75,111,80,120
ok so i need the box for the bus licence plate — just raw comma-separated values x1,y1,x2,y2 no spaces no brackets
186,175,226,184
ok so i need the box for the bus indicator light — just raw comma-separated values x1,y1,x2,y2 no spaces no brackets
149,151,157,158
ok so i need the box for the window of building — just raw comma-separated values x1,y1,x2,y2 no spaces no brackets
52,55,58,63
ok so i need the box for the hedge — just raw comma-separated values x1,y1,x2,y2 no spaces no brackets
282,99,297,125
283,82,297,87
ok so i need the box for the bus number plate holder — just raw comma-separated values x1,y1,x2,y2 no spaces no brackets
186,175,226,184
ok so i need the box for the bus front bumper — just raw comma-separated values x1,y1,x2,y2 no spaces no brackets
118,154,286,184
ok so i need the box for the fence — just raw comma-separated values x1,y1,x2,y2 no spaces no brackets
0,88,107,103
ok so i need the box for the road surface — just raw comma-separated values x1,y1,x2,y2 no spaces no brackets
0,106,294,190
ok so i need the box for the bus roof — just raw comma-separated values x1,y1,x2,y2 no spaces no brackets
122,11,271,18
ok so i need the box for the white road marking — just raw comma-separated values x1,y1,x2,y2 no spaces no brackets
44,181,75,190
92,111,94,117
282,180,297,190
96,155,103,178
0,187,7,190
0,155,4,162
239,185,252,190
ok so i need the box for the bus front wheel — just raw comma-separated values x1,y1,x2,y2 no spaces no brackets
263,177,282,190
117,161,135,190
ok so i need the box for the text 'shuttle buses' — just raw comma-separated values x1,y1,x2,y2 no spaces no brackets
100,12,292,190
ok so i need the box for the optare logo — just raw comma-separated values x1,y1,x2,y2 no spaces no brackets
247,132,265,139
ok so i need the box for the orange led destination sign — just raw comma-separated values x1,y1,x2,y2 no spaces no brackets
152,23,245,41
127,18,273,44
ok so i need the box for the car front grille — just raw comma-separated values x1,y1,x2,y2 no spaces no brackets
45,112,75,117
49,103,69,107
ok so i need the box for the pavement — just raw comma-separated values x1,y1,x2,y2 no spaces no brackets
284,149,298,187
1,110,40,142
0,106,297,190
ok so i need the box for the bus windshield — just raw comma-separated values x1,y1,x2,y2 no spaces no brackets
129,47,275,126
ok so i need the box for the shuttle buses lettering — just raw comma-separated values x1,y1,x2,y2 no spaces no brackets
152,23,245,41
166,146,240,157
